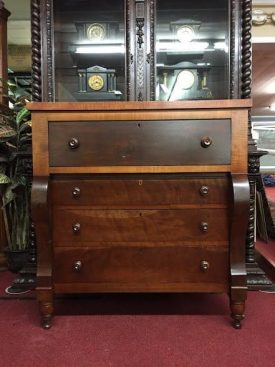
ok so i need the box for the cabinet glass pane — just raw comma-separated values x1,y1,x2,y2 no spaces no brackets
156,0,229,101
53,0,126,101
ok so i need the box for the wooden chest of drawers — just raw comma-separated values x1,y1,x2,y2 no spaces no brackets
29,100,250,329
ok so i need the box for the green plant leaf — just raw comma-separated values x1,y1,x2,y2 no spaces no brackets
0,125,16,140
16,107,30,125
2,186,16,207
19,121,32,133
0,173,11,184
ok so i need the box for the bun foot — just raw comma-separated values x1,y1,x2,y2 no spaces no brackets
230,301,245,329
232,318,242,329
42,315,52,329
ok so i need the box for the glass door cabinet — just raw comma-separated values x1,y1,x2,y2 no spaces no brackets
32,0,244,103
31,0,268,291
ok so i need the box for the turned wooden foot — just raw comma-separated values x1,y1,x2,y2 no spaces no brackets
230,301,245,329
42,313,52,329
39,300,53,329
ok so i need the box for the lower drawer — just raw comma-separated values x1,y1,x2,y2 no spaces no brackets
53,245,229,290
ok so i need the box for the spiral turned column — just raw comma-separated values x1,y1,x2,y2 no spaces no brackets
5,0,41,293
241,0,272,289
31,0,41,102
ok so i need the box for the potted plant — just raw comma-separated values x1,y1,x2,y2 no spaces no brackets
0,77,32,272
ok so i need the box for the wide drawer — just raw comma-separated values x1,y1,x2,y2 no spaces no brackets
53,208,229,243
53,245,229,288
48,119,231,167
51,174,230,207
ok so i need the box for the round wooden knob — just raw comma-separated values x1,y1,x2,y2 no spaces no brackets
72,223,81,233
68,137,80,149
199,186,209,196
201,136,212,148
72,187,81,198
200,260,210,272
74,260,82,272
200,222,208,232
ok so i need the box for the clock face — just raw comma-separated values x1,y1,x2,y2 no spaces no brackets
87,23,106,41
88,75,104,91
177,26,195,43
177,70,195,90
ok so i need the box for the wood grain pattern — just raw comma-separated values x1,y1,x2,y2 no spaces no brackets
231,110,248,173
53,208,229,243
32,113,49,176
51,174,230,207
49,165,231,174
53,245,229,286
32,110,239,122
27,99,252,111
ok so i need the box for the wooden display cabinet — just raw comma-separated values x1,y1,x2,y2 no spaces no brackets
30,0,263,328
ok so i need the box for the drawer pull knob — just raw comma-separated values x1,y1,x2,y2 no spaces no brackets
200,260,210,272
200,222,208,232
68,137,80,149
72,223,81,233
72,187,81,198
74,261,82,272
201,136,212,148
200,186,209,196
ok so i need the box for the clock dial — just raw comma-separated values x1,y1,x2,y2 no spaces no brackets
87,23,106,41
177,70,195,90
177,26,195,43
88,75,104,91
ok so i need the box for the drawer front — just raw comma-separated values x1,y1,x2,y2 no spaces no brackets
49,120,231,167
51,175,230,207
53,245,229,287
53,208,229,243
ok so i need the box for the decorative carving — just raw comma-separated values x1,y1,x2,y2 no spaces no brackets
241,0,252,100
241,0,256,265
149,0,155,101
46,0,53,101
246,174,256,263
241,1,272,289
230,0,240,98
138,91,143,101
31,0,41,101
126,0,131,100
136,18,144,48
137,48,144,88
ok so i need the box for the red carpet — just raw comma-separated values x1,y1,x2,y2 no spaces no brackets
0,271,275,367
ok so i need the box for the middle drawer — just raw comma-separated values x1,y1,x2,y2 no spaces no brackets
53,208,229,244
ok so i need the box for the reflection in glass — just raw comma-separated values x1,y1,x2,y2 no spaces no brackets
53,0,125,101
156,0,229,101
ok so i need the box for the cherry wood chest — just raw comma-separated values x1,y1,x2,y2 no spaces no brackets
29,100,251,328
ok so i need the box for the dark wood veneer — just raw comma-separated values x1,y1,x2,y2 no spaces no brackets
49,120,231,167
